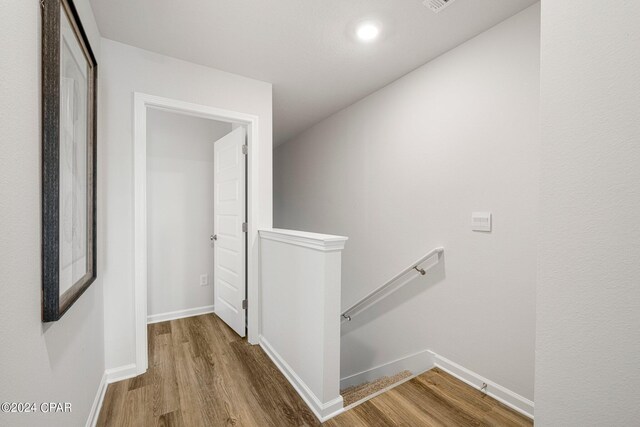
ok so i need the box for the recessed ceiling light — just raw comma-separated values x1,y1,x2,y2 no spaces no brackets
356,22,380,42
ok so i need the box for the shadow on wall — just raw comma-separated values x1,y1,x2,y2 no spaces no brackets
341,255,447,337
42,281,102,371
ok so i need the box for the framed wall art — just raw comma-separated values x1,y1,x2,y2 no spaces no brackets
41,0,97,321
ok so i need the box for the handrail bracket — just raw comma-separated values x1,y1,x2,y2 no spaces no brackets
413,266,426,275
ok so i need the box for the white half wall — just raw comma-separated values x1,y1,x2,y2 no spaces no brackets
146,109,231,318
274,4,540,402
100,39,272,371
0,1,106,426
259,229,347,421
536,1,640,425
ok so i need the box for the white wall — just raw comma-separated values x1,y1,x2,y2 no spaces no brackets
259,229,347,421
536,1,640,425
274,4,540,401
0,1,105,426
100,39,272,371
146,110,231,318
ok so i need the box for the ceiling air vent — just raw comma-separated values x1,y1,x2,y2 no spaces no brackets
423,0,456,14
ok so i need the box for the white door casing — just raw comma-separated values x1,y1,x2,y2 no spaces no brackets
134,93,262,376
213,127,247,336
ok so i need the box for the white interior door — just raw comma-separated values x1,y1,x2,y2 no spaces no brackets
213,127,246,336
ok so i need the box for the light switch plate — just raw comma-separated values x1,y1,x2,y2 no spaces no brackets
472,212,492,232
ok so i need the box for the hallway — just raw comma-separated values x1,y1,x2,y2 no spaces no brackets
98,314,317,426
97,314,531,426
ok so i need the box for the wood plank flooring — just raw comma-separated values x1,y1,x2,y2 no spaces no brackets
328,368,532,427
97,314,532,426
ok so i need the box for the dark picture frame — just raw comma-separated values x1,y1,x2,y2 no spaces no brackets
42,0,97,322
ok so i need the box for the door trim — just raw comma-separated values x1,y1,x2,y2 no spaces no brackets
133,93,260,374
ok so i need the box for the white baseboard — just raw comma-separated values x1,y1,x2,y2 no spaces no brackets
86,364,140,426
85,371,108,427
429,351,534,419
147,305,214,324
259,336,344,422
340,348,435,390
105,363,138,383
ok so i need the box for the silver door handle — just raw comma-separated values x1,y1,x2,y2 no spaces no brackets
211,235,217,241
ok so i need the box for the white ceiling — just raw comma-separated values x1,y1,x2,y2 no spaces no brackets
90,0,537,145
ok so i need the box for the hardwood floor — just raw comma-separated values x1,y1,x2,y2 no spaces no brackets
97,314,532,426
328,369,532,427
98,314,317,426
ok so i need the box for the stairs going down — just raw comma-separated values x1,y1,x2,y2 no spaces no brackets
341,370,412,407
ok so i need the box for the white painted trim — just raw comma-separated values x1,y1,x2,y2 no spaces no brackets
147,305,215,324
340,348,434,389
134,93,262,377
85,371,108,427
87,364,140,425
105,363,138,384
429,351,534,419
259,336,345,422
133,93,148,375
259,228,348,252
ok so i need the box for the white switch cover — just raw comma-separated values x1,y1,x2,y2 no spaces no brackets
200,274,209,286
472,212,492,232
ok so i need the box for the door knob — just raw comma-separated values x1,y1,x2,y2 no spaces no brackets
211,235,217,241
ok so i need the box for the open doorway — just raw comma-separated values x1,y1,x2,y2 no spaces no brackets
133,93,260,375
145,110,248,337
